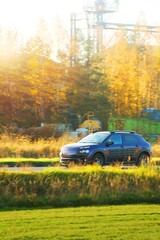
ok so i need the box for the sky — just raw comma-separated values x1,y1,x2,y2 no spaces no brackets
0,0,160,50
113,0,160,25
0,0,84,35
0,0,160,42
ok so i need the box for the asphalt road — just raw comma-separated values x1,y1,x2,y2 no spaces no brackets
0,165,139,172
0,162,159,172
0,166,48,172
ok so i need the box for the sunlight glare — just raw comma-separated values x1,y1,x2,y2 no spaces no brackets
0,0,160,40
0,0,83,38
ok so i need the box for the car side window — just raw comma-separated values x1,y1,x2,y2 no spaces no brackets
123,135,138,144
108,134,122,144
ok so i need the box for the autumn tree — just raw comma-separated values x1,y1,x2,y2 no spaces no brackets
0,28,22,126
1,22,160,132
19,35,69,126
101,28,160,118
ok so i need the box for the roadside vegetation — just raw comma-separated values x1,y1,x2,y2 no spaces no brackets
0,135,73,159
0,204,159,240
0,135,159,208
0,135,160,159
0,165,159,208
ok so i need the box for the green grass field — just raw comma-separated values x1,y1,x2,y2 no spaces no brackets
0,204,159,240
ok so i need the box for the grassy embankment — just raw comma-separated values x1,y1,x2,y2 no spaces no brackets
0,204,159,240
0,165,159,208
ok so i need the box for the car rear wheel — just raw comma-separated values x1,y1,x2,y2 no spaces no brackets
92,153,104,166
137,153,150,166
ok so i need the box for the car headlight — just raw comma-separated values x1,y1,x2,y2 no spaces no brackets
79,149,90,154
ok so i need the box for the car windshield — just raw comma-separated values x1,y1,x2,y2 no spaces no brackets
78,132,110,144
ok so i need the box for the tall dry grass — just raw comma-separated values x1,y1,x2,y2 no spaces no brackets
0,134,75,158
0,134,160,158
152,144,160,158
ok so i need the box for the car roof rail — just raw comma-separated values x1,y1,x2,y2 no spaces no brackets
111,131,136,134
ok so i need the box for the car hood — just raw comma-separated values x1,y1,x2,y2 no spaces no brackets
62,142,98,149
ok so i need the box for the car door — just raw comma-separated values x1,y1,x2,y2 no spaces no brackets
121,134,139,161
104,134,124,162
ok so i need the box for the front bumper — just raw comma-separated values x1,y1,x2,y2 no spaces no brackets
60,155,90,166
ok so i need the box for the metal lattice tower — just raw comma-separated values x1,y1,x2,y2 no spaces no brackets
70,0,159,66
70,0,119,65
85,0,119,52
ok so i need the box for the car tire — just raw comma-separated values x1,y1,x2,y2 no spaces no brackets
92,153,105,166
137,152,150,166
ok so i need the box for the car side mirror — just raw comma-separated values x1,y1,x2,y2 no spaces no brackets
106,140,114,146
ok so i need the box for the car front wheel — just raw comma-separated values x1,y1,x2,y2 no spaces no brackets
92,153,105,166
137,153,150,166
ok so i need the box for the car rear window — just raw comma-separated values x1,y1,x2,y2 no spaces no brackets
123,134,138,144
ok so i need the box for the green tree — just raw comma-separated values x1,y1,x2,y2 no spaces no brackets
66,60,110,129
